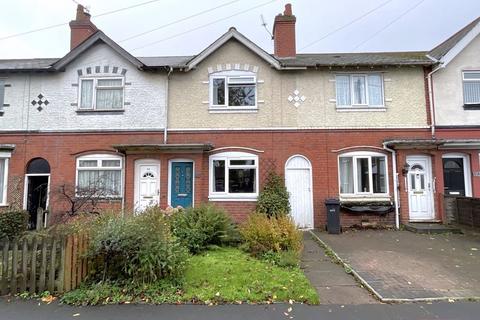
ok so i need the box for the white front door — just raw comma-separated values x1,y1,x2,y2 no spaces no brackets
135,160,160,212
285,155,314,229
407,156,434,221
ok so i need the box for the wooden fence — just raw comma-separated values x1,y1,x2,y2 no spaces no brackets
444,196,480,229
0,234,89,296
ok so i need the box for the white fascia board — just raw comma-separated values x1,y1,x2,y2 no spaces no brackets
440,22,480,67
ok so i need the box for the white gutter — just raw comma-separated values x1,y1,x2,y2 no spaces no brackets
426,63,444,138
164,66,173,144
383,143,400,230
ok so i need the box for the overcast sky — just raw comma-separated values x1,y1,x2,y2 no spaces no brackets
0,0,479,59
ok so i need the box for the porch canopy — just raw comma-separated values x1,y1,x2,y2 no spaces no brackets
384,139,480,150
112,143,214,154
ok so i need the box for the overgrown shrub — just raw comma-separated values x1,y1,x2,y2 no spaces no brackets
0,210,29,239
239,213,302,257
88,209,189,284
256,171,290,217
261,250,300,268
170,204,236,254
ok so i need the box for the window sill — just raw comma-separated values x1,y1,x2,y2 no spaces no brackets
208,196,258,202
340,195,391,202
336,106,386,112
76,109,125,114
463,104,480,110
209,107,258,114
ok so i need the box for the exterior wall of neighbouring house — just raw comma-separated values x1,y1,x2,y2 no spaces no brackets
432,33,480,126
168,39,429,129
0,43,167,131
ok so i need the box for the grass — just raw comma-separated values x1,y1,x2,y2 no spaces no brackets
61,247,319,305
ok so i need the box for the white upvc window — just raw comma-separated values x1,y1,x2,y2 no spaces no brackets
79,77,124,110
209,151,259,200
462,71,480,105
335,74,384,107
76,154,123,197
338,151,388,196
210,71,257,109
0,153,10,205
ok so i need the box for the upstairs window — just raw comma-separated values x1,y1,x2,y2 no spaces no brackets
0,78,5,115
79,78,124,110
338,151,388,196
76,154,123,197
210,72,256,109
335,74,384,107
463,71,480,105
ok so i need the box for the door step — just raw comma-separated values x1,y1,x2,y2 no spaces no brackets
404,223,462,234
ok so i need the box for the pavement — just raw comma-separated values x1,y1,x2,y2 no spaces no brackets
312,229,480,301
301,232,377,304
2,298,480,320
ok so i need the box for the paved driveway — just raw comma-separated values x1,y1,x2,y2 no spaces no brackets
312,229,480,301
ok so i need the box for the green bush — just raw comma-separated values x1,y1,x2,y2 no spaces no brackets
239,213,302,257
0,210,29,239
170,204,236,254
256,171,290,217
261,250,300,268
88,209,189,284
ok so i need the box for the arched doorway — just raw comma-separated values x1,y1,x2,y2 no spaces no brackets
285,155,314,229
24,158,50,229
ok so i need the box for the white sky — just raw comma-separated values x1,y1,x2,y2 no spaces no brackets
0,0,479,59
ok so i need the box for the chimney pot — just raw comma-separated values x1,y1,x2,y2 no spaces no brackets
272,3,296,58
69,5,97,50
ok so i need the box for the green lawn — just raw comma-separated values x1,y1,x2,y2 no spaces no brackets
61,247,319,305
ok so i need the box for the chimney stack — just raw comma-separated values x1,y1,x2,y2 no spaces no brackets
69,5,97,50
272,3,296,58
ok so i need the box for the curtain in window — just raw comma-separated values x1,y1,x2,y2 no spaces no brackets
96,79,123,110
372,156,386,193
212,78,225,105
339,157,354,193
80,80,93,109
352,76,366,104
336,75,351,106
356,158,370,192
368,75,383,105
463,81,480,104
213,160,225,192
0,159,5,203
78,170,121,196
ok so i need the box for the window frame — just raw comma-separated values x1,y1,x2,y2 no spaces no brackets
75,154,124,198
0,152,10,206
462,70,480,105
209,71,257,110
78,77,125,111
338,151,389,197
208,151,259,201
335,73,385,108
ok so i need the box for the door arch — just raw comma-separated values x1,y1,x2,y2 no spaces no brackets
285,155,314,229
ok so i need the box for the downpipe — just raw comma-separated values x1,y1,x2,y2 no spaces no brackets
383,143,400,230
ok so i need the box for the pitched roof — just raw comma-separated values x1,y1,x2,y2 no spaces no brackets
429,16,480,61
0,58,58,71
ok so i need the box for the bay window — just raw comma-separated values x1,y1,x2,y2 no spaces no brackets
209,152,258,200
463,71,480,105
338,152,388,196
76,154,123,197
79,77,124,110
335,74,384,107
210,72,256,109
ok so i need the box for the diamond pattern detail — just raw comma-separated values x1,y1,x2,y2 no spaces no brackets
287,89,306,108
31,93,49,112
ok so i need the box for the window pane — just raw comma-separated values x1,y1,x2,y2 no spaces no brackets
96,88,123,110
97,79,122,86
229,168,255,193
230,159,255,166
77,170,121,196
0,159,5,204
102,160,121,167
372,156,386,193
78,160,97,167
228,84,255,106
463,72,480,80
336,75,351,106
463,81,480,104
352,76,367,104
339,157,354,193
368,74,383,105
213,160,225,192
356,158,370,192
80,79,93,109
212,78,225,105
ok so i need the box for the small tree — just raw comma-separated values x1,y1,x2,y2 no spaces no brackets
256,171,290,217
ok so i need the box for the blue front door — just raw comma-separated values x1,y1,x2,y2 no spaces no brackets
171,162,193,208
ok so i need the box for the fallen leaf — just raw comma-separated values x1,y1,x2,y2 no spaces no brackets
73,314,80,317
471,248,478,251
289,299,293,304
287,307,292,312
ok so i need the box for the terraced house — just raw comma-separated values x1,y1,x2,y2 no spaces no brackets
0,4,478,230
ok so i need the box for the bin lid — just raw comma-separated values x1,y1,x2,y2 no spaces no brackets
325,198,340,205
